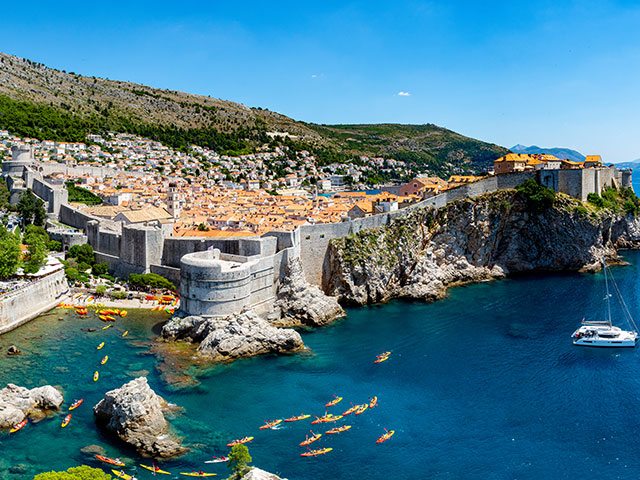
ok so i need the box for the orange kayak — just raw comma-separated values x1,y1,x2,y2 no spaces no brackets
325,425,351,434
369,396,378,408
61,414,72,428
226,437,253,447
10,419,27,433
376,430,395,443
299,432,322,446
96,455,125,467
69,399,83,411
285,414,310,422
342,405,359,416
355,404,368,415
301,448,332,457
259,419,282,430
325,396,343,407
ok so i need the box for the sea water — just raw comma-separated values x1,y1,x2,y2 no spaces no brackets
3,251,640,479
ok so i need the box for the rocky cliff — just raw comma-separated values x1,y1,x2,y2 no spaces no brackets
93,377,185,458
0,384,63,429
326,190,640,305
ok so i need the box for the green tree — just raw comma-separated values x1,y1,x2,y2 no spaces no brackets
48,240,63,251
34,465,111,480
16,189,47,227
96,284,107,296
68,244,95,265
23,229,49,274
92,262,108,275
128,273,175,291
228,444,252,477
0,227,22,278
65,267,78,282
515,179,556,214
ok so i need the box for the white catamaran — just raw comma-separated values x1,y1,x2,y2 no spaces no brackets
572,258,638,348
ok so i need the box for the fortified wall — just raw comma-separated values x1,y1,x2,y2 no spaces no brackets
0,269,68,335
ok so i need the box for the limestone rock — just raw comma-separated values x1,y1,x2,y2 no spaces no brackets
240,468,286,480
270,258,345,327
326,191,628,305
0,384,63,429
162,311,304,362
93,377,185,458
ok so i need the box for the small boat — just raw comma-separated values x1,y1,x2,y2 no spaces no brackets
140,464,171,475
377,351,391,357
285,414,310,422
122,330,129,337
97,342,105,350
259,419,282,430
120,310,128,317
355,404,368,415
69,399,83,411
325,425,351,434
101,355,109,365
111,470,137,480
93,371,99,382
61,414,72,428
374,355,389,364
179,472,217,477
300,448,333,457
10,419,27,433
204,457,228,464
325,395,343,407
572,258,638,348
102,325,112,330
226,436,253,447
376,429,395,444
299,432,322,446
99,315,109,322
369,396,378,408
105,315,116,322
97,455,125,466
342,404,359,416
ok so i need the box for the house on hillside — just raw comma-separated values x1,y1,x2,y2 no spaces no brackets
113,206,173,226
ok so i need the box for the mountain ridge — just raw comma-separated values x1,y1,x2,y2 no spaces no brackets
0,51,508,175
510,144,586,163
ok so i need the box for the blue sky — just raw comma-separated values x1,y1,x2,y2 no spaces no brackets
1,1,639,160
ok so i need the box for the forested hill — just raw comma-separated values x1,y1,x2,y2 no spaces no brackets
0,52,508,173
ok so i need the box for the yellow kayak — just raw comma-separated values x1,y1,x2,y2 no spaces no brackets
97,342,105,350
179,473,217,477
101,355,109,365
140,465,171,475
122,330,129,337
111,470,136,480
93,371,99,382
102,325,112,330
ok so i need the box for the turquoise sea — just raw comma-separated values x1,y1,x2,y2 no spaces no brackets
4,251,640,479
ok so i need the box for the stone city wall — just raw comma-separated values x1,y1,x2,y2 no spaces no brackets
0,269,68,335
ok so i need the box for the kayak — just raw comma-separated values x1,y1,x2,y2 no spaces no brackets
355,404,368,415
105,315,116,322
120,310,128,317
342,405,359,416
99,315,109,322
325,425,351,434
102,325,112,330
93,371,99,382
69,399,83,411
10,419,27,433
284,414,310,422
226,437,253,447
374,356,389,364
61,414,72,428
376,430,395,443
97,455,125,466
299,432,322,446
122,330,129,337
377,351,391,358
204,457,228,464
311,414,343,424
179,473,217,477
101,355,109,365
111,470,136,480
140,465,171,475
259,419,282,430
97,342,105,350
369,396,378,408
325,396,343,407
300,448,333,457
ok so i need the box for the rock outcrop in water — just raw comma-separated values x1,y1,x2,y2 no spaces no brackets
93,377,185,458
161,310,305,362
0,384,63,429
326,190,640,305
269,258,345,327
240,468,286,480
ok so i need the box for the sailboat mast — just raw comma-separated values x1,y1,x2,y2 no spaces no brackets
604,258,612,326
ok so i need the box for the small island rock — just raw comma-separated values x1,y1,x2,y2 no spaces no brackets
0,384,63,429
93,377,185,458
240,468,286,480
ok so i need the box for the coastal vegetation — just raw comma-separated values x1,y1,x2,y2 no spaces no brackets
0,226,21,277
587,186,640,215
34,466,111,480
515,179,556,213
228,444,252,478
16,189,47,227
128,272,175,291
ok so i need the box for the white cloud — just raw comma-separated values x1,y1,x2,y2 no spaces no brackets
397,91,411,96
311,74,318,78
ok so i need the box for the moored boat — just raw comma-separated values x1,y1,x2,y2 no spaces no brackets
122,330,129,337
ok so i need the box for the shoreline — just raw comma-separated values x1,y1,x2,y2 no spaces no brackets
62,289,179,311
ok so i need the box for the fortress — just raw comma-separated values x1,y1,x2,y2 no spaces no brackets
2,145,633,318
